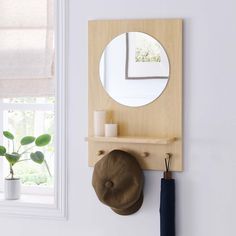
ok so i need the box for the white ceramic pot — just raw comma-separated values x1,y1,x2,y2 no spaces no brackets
4,178,21,200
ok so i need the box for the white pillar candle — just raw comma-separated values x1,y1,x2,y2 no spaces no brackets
94,110,106,136
105,124,118,137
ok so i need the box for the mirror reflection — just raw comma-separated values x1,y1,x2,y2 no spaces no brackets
99,32,170,107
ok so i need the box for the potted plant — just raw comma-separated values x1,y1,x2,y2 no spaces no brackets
0,131,52,200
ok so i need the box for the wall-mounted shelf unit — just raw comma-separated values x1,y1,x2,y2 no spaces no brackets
86,136,177,145
88,19,183,171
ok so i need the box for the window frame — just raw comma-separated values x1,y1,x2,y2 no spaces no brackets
0,0,68,219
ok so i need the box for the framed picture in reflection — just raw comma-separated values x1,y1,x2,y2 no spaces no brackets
125,32,169,80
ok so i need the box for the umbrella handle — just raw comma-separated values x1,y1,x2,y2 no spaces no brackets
164,153,172,179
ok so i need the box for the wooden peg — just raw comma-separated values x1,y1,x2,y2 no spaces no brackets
141,152,149,158
97,150,105,156
165,153,172,159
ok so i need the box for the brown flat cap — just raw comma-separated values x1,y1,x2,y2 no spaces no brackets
92,149,144,215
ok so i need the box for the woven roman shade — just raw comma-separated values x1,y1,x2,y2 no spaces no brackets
0,0,54,97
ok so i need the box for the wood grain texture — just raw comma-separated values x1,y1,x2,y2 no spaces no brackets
86,136,177,145
88,19,183,171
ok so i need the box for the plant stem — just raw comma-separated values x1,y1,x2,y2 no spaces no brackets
9,164,14,179
20,145,35,155
16,158,30,163
12,140,15,152
17,145,21,153
44,160,52,177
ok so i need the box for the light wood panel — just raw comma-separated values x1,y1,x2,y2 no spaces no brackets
88,19,183,171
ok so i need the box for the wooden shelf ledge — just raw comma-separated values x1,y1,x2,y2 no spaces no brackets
85,136,177,145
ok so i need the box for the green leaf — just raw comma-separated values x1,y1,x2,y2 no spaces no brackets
21,136,35,145
0,146,6,156
30,151,44,164
35,134,51,147
3,131,14,140
5,152,21,165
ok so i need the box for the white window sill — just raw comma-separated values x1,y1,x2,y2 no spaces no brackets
0,192,66,220
0,192,54,206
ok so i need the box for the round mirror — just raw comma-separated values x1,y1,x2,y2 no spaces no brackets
99,32,170,107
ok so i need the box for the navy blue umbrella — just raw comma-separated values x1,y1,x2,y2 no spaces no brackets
160,153,175,236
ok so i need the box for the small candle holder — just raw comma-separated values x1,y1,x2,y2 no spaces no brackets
94,110,106,136
105,123,118,137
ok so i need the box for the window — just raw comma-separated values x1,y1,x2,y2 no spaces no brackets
0,0,67,219
0,0,55,196
0,97,55,195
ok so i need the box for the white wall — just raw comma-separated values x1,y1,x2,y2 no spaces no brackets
1,0,236,235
